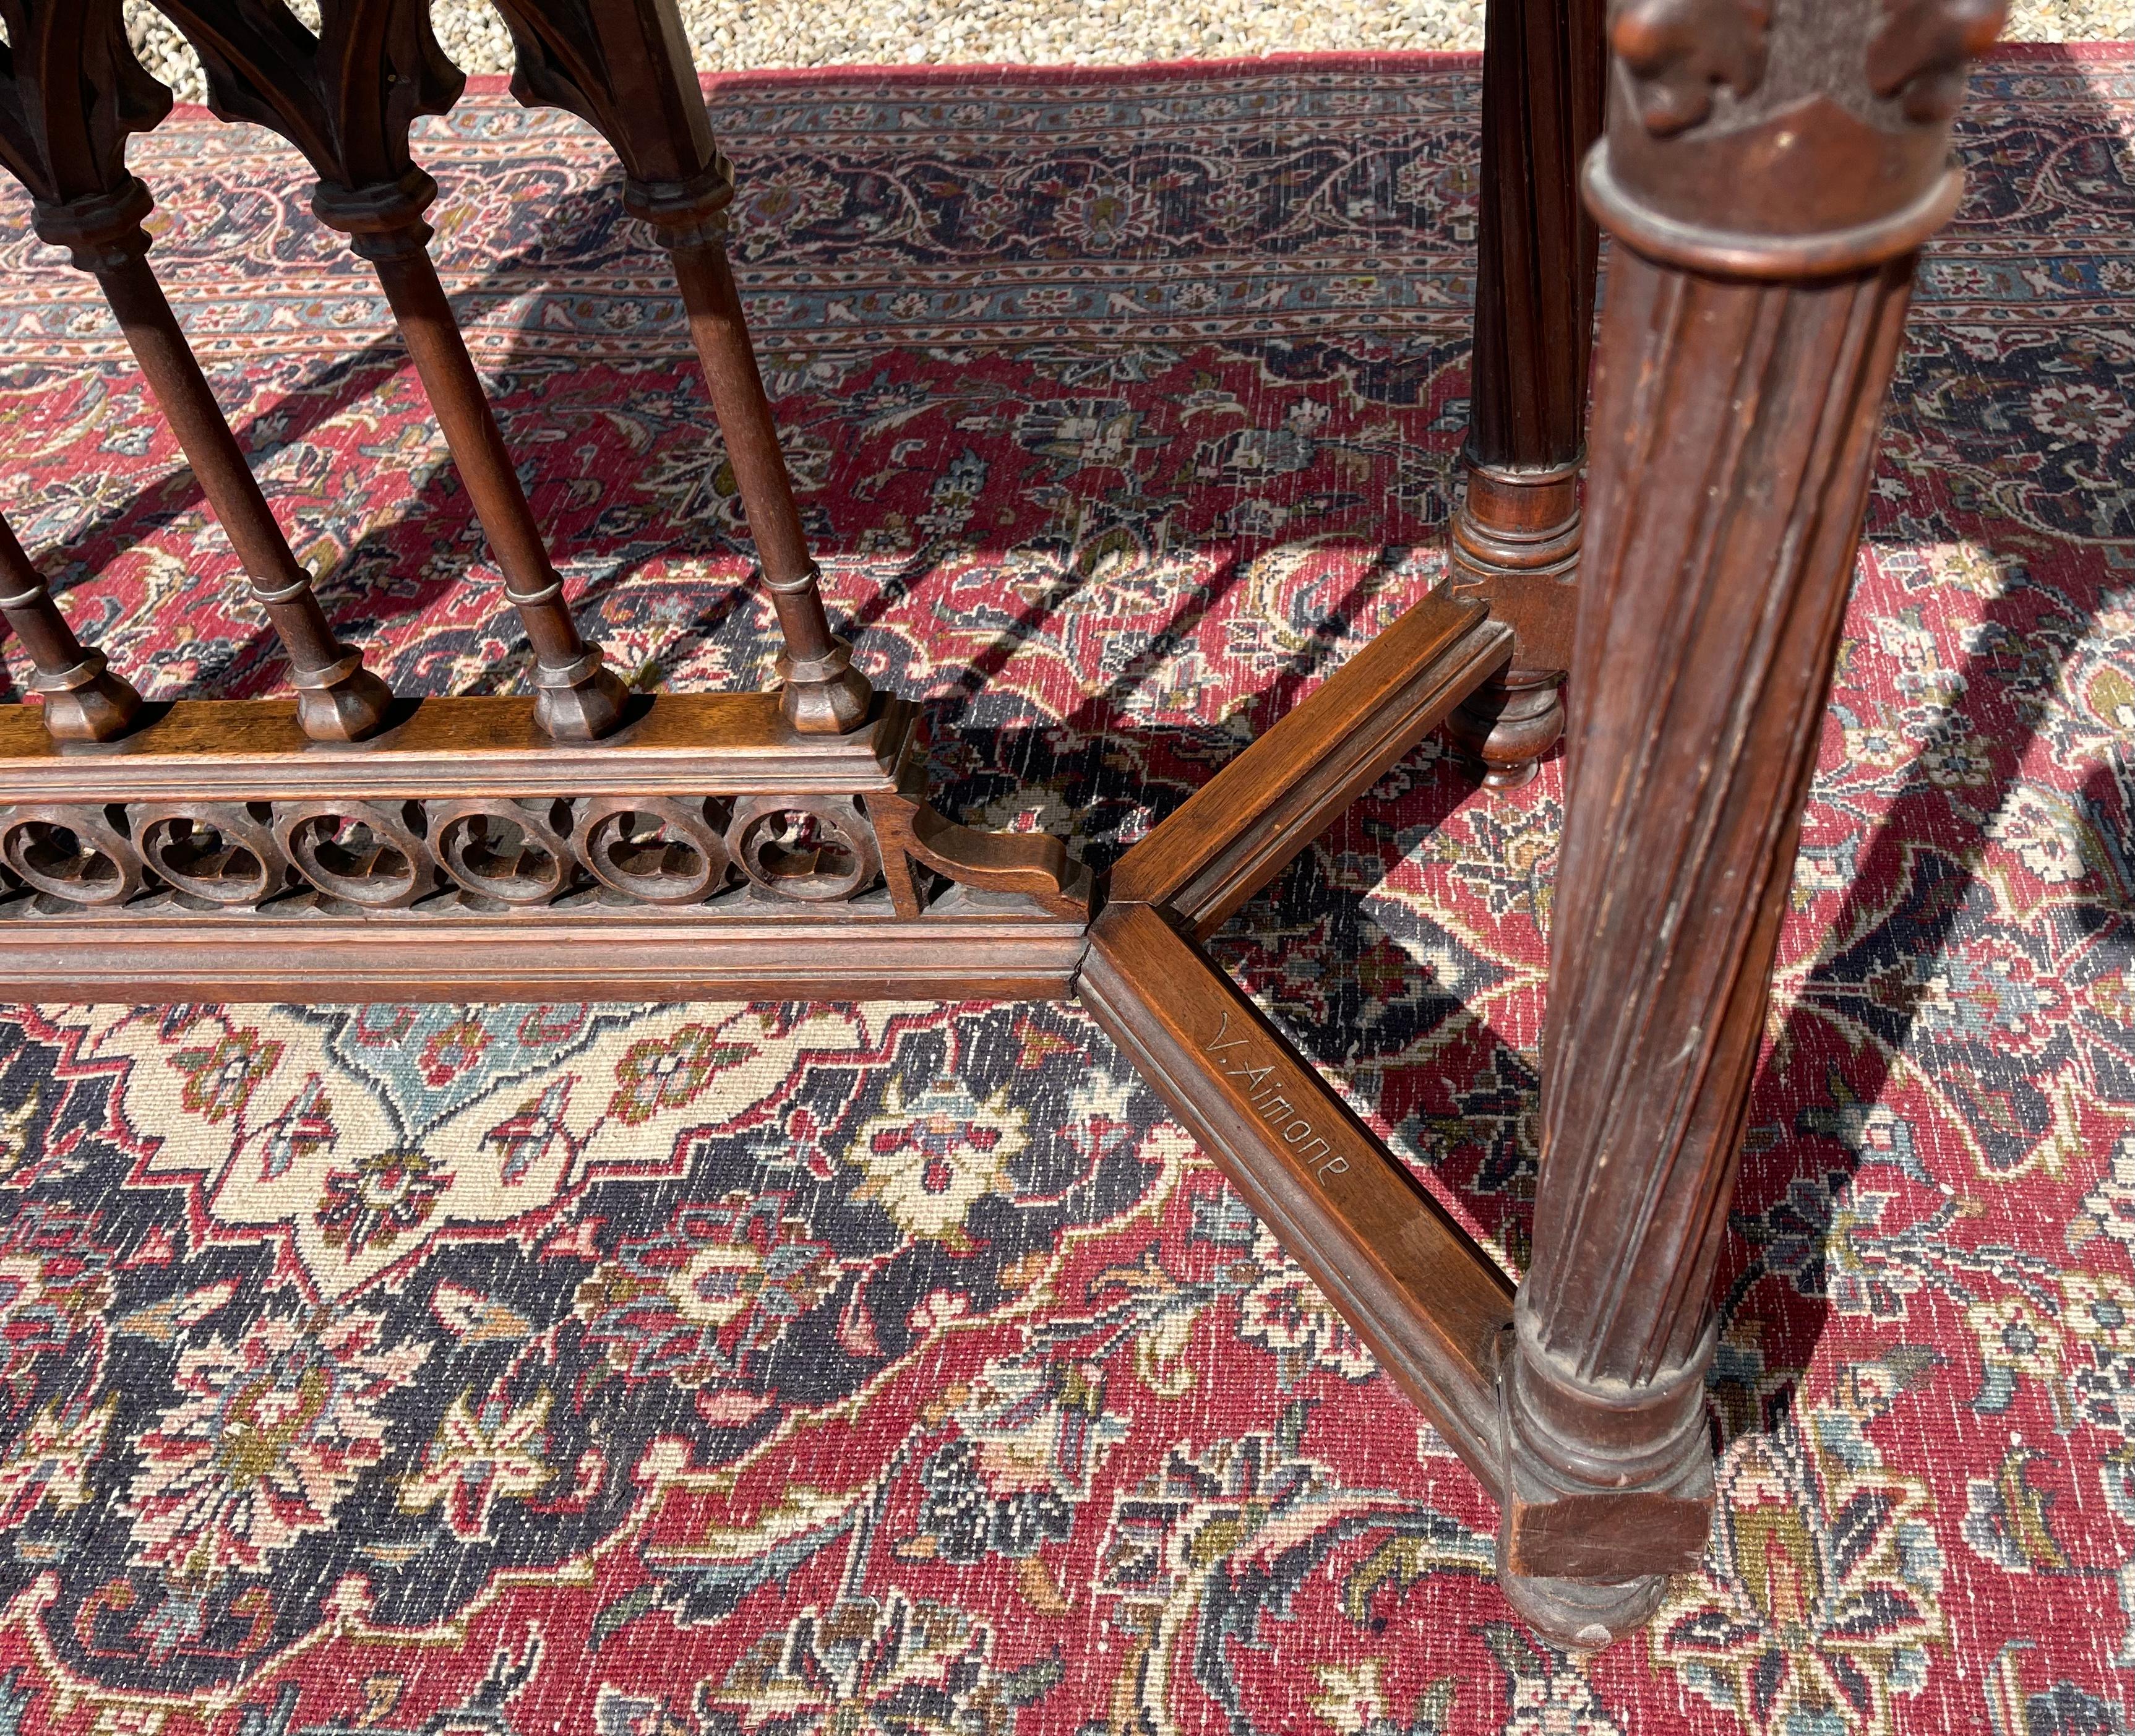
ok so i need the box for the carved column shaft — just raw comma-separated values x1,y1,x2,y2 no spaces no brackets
1532,250,1925,1356
1499,0,2004,1648
0,507,141,741
1445,0,1605,787
342,206,630,740
664,229,870,733
35,187,395,742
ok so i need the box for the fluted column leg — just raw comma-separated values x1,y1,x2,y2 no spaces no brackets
1444,0,1604,788
1499,0,2004,1645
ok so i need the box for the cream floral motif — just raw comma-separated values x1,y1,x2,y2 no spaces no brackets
0,1395,114,1524
1055,178,1158,252
2029,382,2135,442
110,1004,907,1299
316,1148,451,1257
1988,786,2094,887
398,1389,556,1542
2082,1136,2135,1248
124,1307,427,1583
1237,1227,1377,1388
2063,1271,2135,1354
843,1078,1029,1248
1658,1414,1944,1734
1967,1294,2069,1424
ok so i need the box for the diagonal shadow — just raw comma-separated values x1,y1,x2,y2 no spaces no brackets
7,55,1538,1274
1708,49,2135,1438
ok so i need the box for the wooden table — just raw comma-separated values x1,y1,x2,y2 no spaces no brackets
0,0,2004,1644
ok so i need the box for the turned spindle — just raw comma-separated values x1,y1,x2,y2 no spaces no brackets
0,1,392,741
151,0,632,741
488,0,876,734
0,509,142,742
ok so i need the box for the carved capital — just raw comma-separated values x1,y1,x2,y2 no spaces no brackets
1867,0,2010,122
0,0,171,209
148,0,463,202
310,168,439,247
29,175,156,272
1610,0,1768,137
485,0,726,201
1591,0,2005,276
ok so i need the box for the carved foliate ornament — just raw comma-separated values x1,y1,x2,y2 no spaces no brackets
485,0,733,233
1592,0,2006,273
148,0,463,221
1608,0,1769,136
1867,0,2011,121
0,0,171,208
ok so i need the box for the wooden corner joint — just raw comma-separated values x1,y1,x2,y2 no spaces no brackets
1107,591,1512,932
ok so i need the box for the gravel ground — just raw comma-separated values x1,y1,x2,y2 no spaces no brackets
123,0,2118,106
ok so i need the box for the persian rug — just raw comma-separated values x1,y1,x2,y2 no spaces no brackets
0,41,2130,1736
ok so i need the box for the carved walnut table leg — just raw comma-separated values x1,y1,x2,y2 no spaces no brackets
1444,0,1604,788
1495,0,2005,1646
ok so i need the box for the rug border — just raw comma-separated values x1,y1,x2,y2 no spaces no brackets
157,38,2125,122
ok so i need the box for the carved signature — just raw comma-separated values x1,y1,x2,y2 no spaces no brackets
1205,1008,1352,1182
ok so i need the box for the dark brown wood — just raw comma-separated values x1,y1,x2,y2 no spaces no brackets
1109,593,1510,932
670,244,873,733
0,509,140,741
1076,901,1515,1482
873,791,1094,921
0,0,2017,1656
1493,0,2005,1648
150,0,631,740
0,693,911,802
485,0,875,734
0,0,393,742
1444,0,1605,788
135,801,290,905
0,690,1093,995
0,900,1091,1002
84,241,397,741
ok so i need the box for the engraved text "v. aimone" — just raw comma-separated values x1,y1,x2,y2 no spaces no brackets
1205,1008,1352,1181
